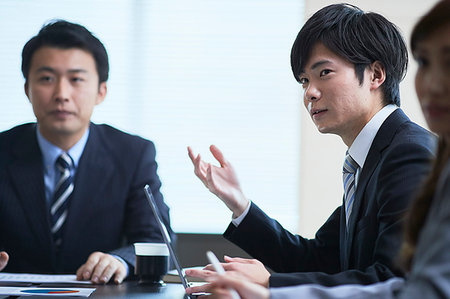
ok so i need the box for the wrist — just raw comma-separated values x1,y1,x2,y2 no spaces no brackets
232,197,250,218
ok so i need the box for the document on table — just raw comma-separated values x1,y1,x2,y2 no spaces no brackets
0,286,95,297
0,273,92,284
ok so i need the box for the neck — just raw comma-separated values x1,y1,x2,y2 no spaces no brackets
341,103,387,147
39,128,87,152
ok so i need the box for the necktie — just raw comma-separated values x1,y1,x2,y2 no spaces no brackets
51,152,74,247
343,154,358,227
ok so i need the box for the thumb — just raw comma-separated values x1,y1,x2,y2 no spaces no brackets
0,252,9,271
210,145,228,167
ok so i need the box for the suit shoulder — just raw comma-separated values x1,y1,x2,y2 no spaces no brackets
91,123,155,153
0,123,37,151
0,123,36,140
395,120,435,146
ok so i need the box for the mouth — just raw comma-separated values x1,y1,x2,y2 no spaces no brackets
50,110,75,118
423,105,450,118
311,108,327,118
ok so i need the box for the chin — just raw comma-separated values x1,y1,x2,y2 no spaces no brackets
316,126,331,134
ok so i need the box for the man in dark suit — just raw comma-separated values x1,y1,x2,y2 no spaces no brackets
185,3,435,292
0,20,174,284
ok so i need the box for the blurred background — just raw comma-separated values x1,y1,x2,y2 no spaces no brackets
0,0,438,237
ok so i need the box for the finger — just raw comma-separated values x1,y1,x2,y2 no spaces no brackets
187,146,196,163
113,264,127,284
0,252,9,271
210,145,228,167
76,265,85,280
211,275,249,292
193,154,208,179
186,282,213,294
98,264,116,284
185,268,216,279
91,256,111,284
208,287,233,299
78,253,101,281
221,263,243,272
224,256,256,264
205,164,215,191
203,263,226,272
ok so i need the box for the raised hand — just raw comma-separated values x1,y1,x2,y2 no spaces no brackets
187,145,250,218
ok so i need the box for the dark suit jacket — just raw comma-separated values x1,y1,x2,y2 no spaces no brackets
224,109,436,287
0,123,175,274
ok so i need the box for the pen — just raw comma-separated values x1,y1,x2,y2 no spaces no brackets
206,251,241,299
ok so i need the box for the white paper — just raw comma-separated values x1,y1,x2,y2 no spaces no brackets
0,273,92,284
0,286,95,297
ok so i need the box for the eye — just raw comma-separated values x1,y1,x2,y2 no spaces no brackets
71,77,85,83
413,52,429,68
298,77,309,85
38,76,53,83
319,69,332,77
416,57,428,68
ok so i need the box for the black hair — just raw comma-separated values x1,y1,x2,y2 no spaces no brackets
291,3,408,106
21,20,109,83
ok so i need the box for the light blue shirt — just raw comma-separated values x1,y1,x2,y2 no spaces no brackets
36,126,89,206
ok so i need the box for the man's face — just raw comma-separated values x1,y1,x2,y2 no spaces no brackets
298,43,383,145
25,46,106,143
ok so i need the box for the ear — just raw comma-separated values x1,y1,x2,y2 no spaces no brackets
24,82,31,103
369,61,386,91
95,82,107,105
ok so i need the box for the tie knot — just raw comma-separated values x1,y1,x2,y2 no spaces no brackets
343,154,358,174
56,152,73,171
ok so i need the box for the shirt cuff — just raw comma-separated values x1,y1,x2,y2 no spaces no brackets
231,201,251,227
111,254,129,277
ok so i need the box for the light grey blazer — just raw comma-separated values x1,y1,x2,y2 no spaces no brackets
271,160,450,299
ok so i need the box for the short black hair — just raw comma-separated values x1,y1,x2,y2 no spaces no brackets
291,3,408,106
22,20,109,83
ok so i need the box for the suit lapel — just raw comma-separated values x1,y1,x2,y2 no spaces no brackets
343,109,409,264
62,124,115,245
8,125,56,267
339,198,348,270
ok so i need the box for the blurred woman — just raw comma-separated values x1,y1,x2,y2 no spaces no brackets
203,1,450,298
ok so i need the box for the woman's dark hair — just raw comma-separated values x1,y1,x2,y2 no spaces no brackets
400,137,450,270
400,0,450,271
21,20,109,84
410,0,450,53
290,3,408,106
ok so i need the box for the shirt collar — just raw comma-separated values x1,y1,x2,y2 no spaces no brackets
36,126,90,172
348,104,398,169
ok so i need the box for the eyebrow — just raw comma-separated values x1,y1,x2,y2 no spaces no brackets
310,60,331,70
35,66,88,74
300,59,332,74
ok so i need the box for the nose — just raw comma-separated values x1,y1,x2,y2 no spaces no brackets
53,78,70,103
422,65,448,97
304,82,321,102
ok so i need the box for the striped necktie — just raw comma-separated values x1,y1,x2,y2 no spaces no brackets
51,152,74,247
343,154,359,227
